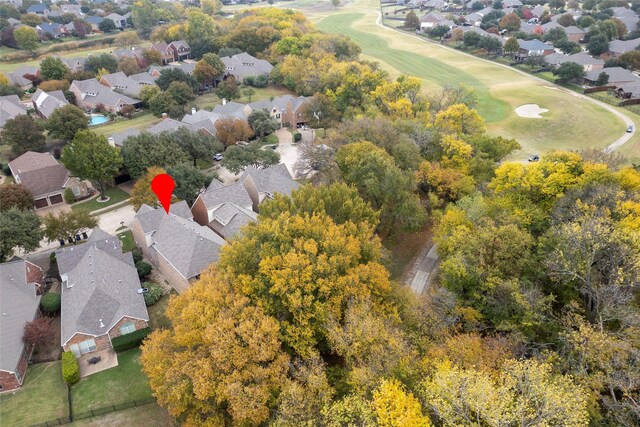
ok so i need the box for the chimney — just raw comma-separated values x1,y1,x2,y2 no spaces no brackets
222,98,227,105
162,112,167,119
191,107,196,115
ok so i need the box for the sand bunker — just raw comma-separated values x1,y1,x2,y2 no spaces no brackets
515,104,549,118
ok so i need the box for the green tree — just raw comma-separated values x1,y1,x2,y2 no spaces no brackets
587,34,609,56
170,127,223,167
60,130,123,200
156,67,199,91
618,50,640,70
46,104,88,141
42,210,98,243
139,85,161,105
0,184,34,211
2,114,45,155
0,208,43,261
503,36,519,54
248,109,279,139
221,143,280,174
301,93,341,136
331,0,341,8
14,26,39,55
148,91,176,117
130,0,157,36
98,18,116,33
595,71,609,86
84,53,118,74
130,166,166,210
404,10,420,30
553,61,585,81
215,77,240,101
336,141,427,235
40,56,68,81
242,87,256,103
165,81,196,105
167,163,209,205
121,133,190,179
202,53,225,77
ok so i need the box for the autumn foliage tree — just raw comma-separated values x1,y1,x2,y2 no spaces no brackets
0,184,34,211
23,317,54,347
131,166,166,211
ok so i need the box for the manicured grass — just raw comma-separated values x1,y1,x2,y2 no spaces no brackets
117,230,135,252
148,290,177,331
0,362,69,426
315,5,622,158
196,158,214,170
69,403,175,427
71,188,130,213
92,113,162,137
71,349,153,414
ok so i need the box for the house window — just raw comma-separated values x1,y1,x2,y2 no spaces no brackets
120,321,136,335
71,339,97,356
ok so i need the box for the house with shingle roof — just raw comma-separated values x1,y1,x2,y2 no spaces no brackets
583,67,638,86
132,202,226,292
8,151,92,208
32,88,69,119
85,16,104,32
168,40,191,61
221,52,273,83
420,11,454,30
128,72,157,86
247,95,309,128
57,228,148,361
99,71,147,98
192,164,299,238
37,22,68,39
517,39,555,57
149,42,174,65
611,7,638,35
70,78,141,113
608,38,640,58
544,52,604,72
108,128,141,147
7,66,39,90
0,95,27,128
105,12,129,29
0,260,44,392
26,4,49,15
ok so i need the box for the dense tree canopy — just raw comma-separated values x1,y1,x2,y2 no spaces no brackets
2,114,45,155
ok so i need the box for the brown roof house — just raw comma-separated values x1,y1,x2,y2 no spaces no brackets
132,201,226,293
149,42,174,65
192,164,299,239
0,260,44,392
57,229,148,366
0,95,27,128
247,95,309,129
168,40,191,62
8,151,92,209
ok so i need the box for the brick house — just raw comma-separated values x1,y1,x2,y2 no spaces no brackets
56,229,148,359
168,40,191,61
69,78,141,114
149,42,174,65
0,260,44,392
132,202,226,293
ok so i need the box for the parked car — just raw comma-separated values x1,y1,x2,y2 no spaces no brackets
528,155,540,162
213,153,223,161
627,125,634,133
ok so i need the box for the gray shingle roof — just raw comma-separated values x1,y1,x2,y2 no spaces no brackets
134,201,192,234
209,202,257,239
109,128,141,147
0,95,27,128
584,67,638,85
518,39,554,52
0,260,41,373
241,163,299,197
147,118,184,134
100,71,145,98
221,52,273,81
200,180,253,210
57,228,148,345
71,78,141,108
9,152,69,198
609,38,640,55
151,213,225,279
129,72,157,86
33,88,68,119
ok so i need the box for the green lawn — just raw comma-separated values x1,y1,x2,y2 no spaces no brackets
71,349,153,415
195,85,294,109
0,362,69,426
71,188,130,213
117,230,135,252
314,4,622,159
92,114,162,137
70,403,175,427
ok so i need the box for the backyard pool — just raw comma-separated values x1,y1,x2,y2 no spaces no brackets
89,114,109,126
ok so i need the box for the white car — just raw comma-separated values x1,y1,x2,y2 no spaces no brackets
213,153,223,161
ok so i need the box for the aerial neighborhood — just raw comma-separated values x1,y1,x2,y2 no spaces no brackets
1,0,639,426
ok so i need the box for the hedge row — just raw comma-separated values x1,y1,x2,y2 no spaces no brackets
62,351,80,386
112,327,151,352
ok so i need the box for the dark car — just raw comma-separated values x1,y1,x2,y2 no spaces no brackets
627,125,634,133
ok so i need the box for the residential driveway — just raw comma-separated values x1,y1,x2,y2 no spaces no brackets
35,202,71,218
97,204,136,234
275,128,301,178
215,165,240,184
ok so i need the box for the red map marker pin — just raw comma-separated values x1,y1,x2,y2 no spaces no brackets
151,174,175,214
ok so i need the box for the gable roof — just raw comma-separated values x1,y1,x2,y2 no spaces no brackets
168,40,190,50
0,95,27,128
32,88,68,119
545,52,604,67
38,22,64,35
100,71,145,98
0,260,41,373
518,39,554,52
584,67,638,85
27,4,48,13
241,163,299,197
109,128,141,147
208,202,257,239
134,201,192,234
57,228,148,345
7,66,38,87
221,53,273,80
609,38,640,55
71,78,140,107
8,152,70,198
199,180,253,210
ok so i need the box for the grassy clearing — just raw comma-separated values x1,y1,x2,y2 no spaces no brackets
314,2,623,158
71,188,130,213
92,113,162,137
0,362,68,426
69,403,175,427
117,230,136,252
71,349,153,414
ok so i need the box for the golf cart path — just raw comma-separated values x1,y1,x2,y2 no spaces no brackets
372,11,635,154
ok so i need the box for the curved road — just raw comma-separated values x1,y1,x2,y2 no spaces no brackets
372,12,635,154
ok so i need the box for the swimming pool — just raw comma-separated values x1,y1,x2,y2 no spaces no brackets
89,114,109,126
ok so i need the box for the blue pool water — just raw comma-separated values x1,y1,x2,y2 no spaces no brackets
89,114,109,126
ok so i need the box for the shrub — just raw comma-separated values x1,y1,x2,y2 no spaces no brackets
135,260,152,279
293,132,302,142
40,292,61,313
132,248,143,264
62,351,80,386
2,164,11,176
50,252,57,264
143,282,164,306
63,187,75,204
111,327,151,352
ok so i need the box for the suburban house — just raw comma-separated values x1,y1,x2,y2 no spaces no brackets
563,26,586,43
0,95,27,128
150,42,175,65
37,22,68,39
129,71,158,86
32,88,69,119
168,40,191,61
192,164,299,239
616,80,640,99
85,16,104,32
420,12,454,30
111,49,145,68
502,0,522,7
146,116,217,136
58,56,86,72
26,4,49,15
607,38,640,58
517,39,554,57
8,151,92,208
247,95,309,128
0,260,44,392
132,202,226,293
105,12,129,29
7,66,39,90
70,78,141,113
57,228,149,360
583,67,638,86
108,128,141,147
99,71,147,98
544,52,604,72
221,52,273,82
611,7,639,35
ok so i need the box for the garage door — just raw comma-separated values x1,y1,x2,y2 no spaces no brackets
49,194,64,205
34,198,48,209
